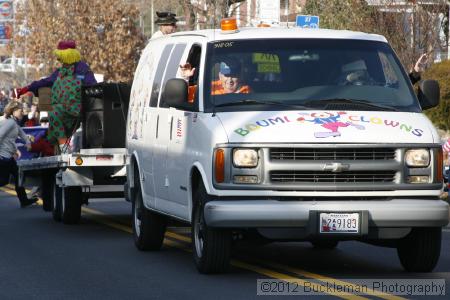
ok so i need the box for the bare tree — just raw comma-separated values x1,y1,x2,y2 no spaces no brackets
13,0,146,83
304,0,448,71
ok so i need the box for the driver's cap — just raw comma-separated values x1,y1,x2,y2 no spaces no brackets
220,59,241,76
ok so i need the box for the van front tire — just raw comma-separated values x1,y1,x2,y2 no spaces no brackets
397,227,441,272
132,187,167,251
192,182,231,274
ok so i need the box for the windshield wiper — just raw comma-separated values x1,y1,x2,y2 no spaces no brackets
214,99,309,110
303,98,398,111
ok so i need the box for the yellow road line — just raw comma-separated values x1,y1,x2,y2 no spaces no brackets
0,187,399,299
259,261,405,300
165,230,404,300
79,211,366,299
231,260,367,299
0,186,43,205
78,206,370,299
166,231,190,243
1,188,17,197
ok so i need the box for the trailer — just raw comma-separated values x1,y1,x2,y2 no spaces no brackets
17,148,128,224
16,82,131,224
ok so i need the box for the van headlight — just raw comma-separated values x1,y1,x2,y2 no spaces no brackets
405,149,430,167
233,149,258,167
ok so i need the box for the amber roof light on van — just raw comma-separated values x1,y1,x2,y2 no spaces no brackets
221,18,239,34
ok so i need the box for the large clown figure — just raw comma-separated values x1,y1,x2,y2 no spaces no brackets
17,40,97,151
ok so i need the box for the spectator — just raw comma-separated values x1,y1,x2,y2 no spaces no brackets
24,103,40,127
39,112,49,128
19,104,31,127
27,113,52,199
0,101,38,208
0,90,8,115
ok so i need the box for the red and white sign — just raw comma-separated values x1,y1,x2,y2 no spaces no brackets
0,1,13,20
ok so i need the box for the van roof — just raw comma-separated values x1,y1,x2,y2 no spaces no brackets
170,27,388,43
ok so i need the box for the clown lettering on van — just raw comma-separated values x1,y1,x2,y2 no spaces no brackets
234,111,425,140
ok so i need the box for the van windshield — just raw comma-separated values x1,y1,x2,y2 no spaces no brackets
203,39,420,113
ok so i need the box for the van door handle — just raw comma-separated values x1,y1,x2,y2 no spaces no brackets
156,115,159,139
169,116,173,140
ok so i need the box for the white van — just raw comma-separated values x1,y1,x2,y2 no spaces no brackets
0,57,37,73
126,22,449,274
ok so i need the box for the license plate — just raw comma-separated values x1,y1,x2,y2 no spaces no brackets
319,213,360,234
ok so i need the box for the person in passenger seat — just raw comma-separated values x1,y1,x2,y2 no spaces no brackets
409,53,428,85
338,59,375,86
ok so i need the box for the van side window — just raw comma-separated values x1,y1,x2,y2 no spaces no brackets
180,44,202,104
159,43,187,108
186,45,202,85
150,44,174,107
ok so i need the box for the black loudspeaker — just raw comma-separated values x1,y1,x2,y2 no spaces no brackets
82,83,131,149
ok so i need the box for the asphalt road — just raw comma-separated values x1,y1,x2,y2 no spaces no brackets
1,186,449,300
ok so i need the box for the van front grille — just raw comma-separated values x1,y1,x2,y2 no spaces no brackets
270,148,396,161
270,171,396,183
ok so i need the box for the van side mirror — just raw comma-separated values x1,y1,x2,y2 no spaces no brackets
418,79,440,110
161,78,191,110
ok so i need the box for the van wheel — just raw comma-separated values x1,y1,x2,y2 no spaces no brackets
41,174,54,212
124,182,130,202
52,181,62,222
311,240,339,249
132,185,167,251
192,182,231,274
61,187,82,224
397,227,441,272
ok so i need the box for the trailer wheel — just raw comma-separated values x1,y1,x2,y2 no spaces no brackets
52,182,62,222
41,174,54,212
397,227,441,272
192,182,231,274
132,184,167,251
61,186,82,225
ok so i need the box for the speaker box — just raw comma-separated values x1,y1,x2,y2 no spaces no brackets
37,87,52,111
82,82,131,149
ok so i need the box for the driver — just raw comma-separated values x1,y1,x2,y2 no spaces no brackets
180,57,251,101
211,59,251,95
